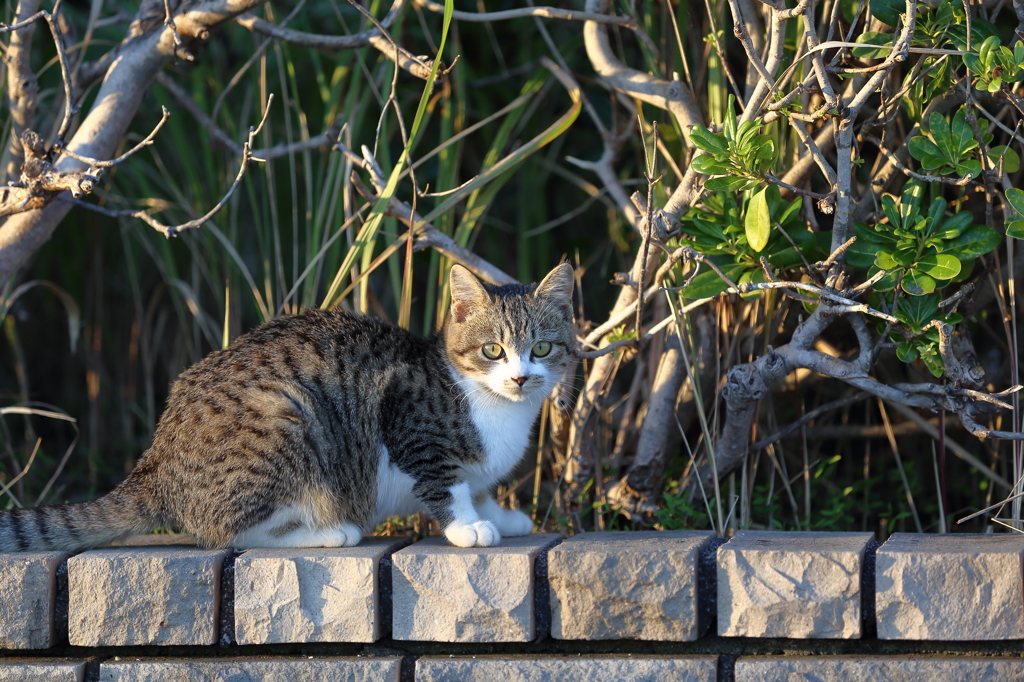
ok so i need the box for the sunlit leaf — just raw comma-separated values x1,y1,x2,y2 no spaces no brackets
745,187,771,252
915,253,961,280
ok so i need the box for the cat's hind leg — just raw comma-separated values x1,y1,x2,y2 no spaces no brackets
475,496,534,537
229,506,363,549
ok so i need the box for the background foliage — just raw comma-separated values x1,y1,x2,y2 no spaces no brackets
1,0,1022,538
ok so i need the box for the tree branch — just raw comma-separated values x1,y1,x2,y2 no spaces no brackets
0,0,272,284
582,0,703,136
236,0,436,81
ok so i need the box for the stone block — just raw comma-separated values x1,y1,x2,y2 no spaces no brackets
0,660,84,681
718,530,873,638
416,655,718,682
876,533,1024,640
734,655,1024,681
548,530,715,641
0,552,67,649
392,534,560,642
68,546,228,646
234,537,407,644
98,656,402,681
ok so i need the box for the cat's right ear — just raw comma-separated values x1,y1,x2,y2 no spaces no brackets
449,265,489,323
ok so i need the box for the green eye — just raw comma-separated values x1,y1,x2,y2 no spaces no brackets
482,343,505,359
532,341,552,357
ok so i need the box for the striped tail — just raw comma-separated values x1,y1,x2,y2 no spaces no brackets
0,486,159,553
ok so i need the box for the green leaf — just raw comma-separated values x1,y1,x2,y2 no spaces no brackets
956,159,982,178
1007,220,1024,239
898,181,925,226
979,35,1000,68
898,293,940,328
989,146,1021,174
921,349,945,377
704,176,752,191
1005,187,1024,216
847,232,891,267
874,251,900,269
951,258,976,282
963,54,984,73
932,210,972,240
929,112,954,163
908,136,942,167
943,224,1001,258
744,187,771,252
682,264,748,299
896,343,919,362
901,269,937,295
689,127,730,154
950,110,977,157
871,267,901,291
692,155,728,174
915,253,961,280
871,0,905,26
891,248,917,266
853,32,892,59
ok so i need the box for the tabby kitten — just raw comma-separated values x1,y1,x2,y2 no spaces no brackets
0,263,575,551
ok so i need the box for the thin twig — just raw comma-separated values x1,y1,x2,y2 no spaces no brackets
64,95,275,237
54,107,171,168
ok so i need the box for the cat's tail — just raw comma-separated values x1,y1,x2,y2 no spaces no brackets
0,482,160,553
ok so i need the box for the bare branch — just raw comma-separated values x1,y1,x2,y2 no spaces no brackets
414,0,639,28
54,107,171,168
64,96,275,237
4,0,42,182
0,0,275,284
346,165,516,286
236,0,436,81
750,392,868,452
582,0,703,135
163,0,194,61
155,72,337,160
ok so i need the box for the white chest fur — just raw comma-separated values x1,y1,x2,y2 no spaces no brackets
458,374,543,493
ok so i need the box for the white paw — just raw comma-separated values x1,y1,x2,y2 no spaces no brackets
492,509,533,537
444,520,500,548
319,523,363,548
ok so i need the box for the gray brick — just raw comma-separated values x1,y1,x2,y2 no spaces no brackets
234,537,406,644
0,552,67,648
0,660,84,682
876,533,1024,640
548,530,715,641
98,656,402,681
718,530,873,638
735,655,1024,681
392,534,559,642
416,655,717,681
68,546,228,646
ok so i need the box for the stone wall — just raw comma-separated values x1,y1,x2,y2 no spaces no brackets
3,530,1024,681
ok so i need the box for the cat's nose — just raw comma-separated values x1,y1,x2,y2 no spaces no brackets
513,376,529,386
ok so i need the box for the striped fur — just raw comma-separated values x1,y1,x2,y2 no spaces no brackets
0,264,575,551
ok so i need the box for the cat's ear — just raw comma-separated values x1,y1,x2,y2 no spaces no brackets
534,262,575,318
449,265,490,323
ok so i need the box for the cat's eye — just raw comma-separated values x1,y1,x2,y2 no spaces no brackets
532,341,552,357
482,343,505,360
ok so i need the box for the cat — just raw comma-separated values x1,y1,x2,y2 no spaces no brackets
0,263,575,551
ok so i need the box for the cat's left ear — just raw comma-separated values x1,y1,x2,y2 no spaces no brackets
534,262,575,319
449,264,490,323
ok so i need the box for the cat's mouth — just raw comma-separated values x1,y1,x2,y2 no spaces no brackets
497,379,546,402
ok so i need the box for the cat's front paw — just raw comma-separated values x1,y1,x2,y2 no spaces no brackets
445,520,500,547
492,509,533,537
